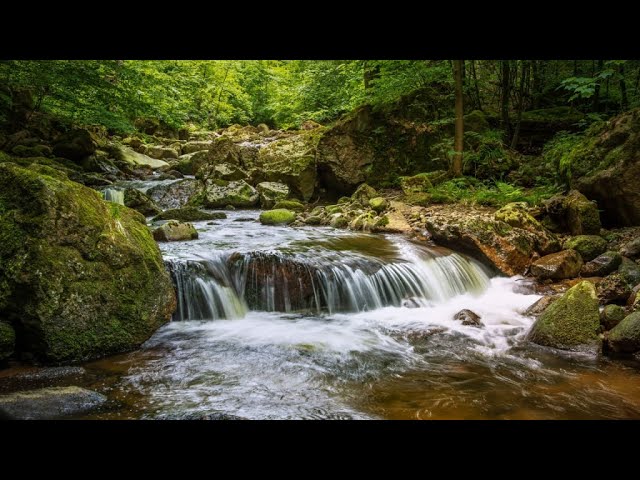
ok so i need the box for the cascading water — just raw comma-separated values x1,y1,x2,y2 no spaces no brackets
102,188,125,205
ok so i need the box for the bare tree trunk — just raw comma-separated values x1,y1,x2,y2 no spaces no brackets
470,60,482,110
500,60,511,142
511,61,529,150
452,59,464,177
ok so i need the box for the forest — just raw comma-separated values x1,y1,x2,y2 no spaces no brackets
0,59,639,420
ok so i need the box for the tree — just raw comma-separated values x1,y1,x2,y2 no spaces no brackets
452,59,464,177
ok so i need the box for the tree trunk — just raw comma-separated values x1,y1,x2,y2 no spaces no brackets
619,63,628,110
593,59,603,112
531,60,540,109
500,60,511,142
452,59,464,177
470,60,482,110
510,61,528,150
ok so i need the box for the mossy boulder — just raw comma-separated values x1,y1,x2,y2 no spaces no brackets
601,304,627,331
199,179,259,209
621,237,640,259
259,209,296,225
152,221,198,242
495,202,541,231
304,215,323,225
108,143,169,170
619,257,640,286
464,110,489,133
369,197,389,213
0,322,15,361
607,312,640,354
581,251,622,277
123,188,161,217
564,190,601,235
147,178,200,210
0,163,176,364
256,182,289,209
563,235,607,262
146,145,179,160
182,140,213,155
531,250,583,280
52,129,97,161
153,207,226,222
528,281,600,352
330,214,349,228
597,273,633,305
198,162,248,182
399,173,433,195
251,133,319,201
12,144,52,158
272,200,305,212
351,183,378,205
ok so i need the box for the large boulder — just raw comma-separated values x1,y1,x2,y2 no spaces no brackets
597,273,633,304
52,129,97,161
152,221,198,242
147,178,200,210
607,311,640,354
351,183,378,205
199,162,248,182
399,173,433,195
564,190,601,235
256,182,289,209
563,235,607,261
530,250,583,280
581,251,622,277
146,145,179,160
251,133,318,201
108,143,169,169
198,179,259,209
528,281,601,352
619,257,640,286
259,209,296,225
182,141,213,155
124,188,161,217
621,237,640,259
601,304,626,331
0,163,176,363
153,207,226,222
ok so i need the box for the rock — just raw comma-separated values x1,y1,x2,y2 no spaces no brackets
257,123,270,134
199,179,259,209
453,309,483,327
153,207,226,222
619,257,640,286
330,215,349,228
259,209,296,225
152,221,198,242
182,141,213,155
0,164,176,363
601,304,627,331
564,190,601,235
402,297,422,308
199,162,248,182
524,295,560,317
597,273,633,304
0,322,15,361
531,250,583,280
607,311,640,354
122,137,142,149
256,182,289,209
351,183,378,205
494,202,559,254
52,129,97,161
0,386,107,419
146,145,179,160
108,143,169,169
369,197,389,213
628,284,640,308
563,235,607,262
304,215,323,225
273,200,305,212
147,178,200,210
400,173,433,195
528,281,601,352
581,251,622,277
12,144,52,158
621,237,640,259
124,188,161,216
251,133,318,201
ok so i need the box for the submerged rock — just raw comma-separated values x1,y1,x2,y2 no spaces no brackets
607,311,640,354
153,221,198,242
153,207,226,222
259,209,296,225
528,281,601,353
453,309,483,327
0,163,176,363
0,386,106,419
531,250,583,280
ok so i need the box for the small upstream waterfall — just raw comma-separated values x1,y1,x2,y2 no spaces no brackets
166,246,490,321
102,188,125,205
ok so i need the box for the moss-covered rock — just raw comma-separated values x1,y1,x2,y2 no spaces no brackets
259,209,296,225
619,257,640,286
329,214,349,228
607,311,640,354
153,207,226,222
464,110,489,133
528,281,600,352
524,295,560,317
399,173,433,195
12,144,52,158
581,251,622,277
495,202,540,231
351,183,378,205
563,235,607,262
0,163,176,364
530,250,583,280
182,140,213,155
200,179,259,209
325,205,343,215
147,178,200,210
272,200,304,212
601,304,626,331
0,322,15,361
52,129,97,161
108,143,169,169
124,188,161,217
256,182,289,209
152,221,198,242
369,197,389,213
198,162,248,182
621,237,640,259
146,145,179,160
564,190,601,235
304,215,323,225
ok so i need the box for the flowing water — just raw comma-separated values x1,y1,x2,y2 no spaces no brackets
5,210,640,419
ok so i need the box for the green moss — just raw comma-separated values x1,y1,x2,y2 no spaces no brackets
399,173,433,195
325,205,343,215
369,197,388,213
304,216,323,225
608,312,640,354
528,281,600,352
563,235,607,262
338,196,351,204
619,258,640,286
601,304,626,331
375,215,389,228
330,215,349,228
494,202,544,232
259,209,296,225
153,207,226,222
272,200,305,212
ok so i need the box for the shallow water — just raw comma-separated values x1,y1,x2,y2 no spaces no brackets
5,210,640,419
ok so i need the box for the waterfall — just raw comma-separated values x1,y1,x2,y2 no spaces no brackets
102,188,125,205
166,246,490,321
